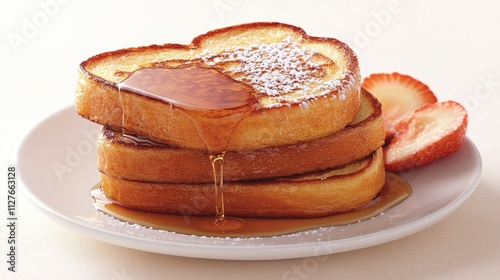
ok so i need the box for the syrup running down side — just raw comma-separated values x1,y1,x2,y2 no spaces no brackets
91,172,411,238
118,66,260,232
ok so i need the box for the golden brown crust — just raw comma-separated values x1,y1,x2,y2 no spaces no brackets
76,22,361,151
97,89,383,183
100,149,385,218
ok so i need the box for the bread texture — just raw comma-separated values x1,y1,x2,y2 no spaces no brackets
100,148,385,218
76,22,361,151
97,88,383,183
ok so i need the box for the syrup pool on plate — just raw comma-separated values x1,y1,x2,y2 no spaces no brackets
91,172,411,238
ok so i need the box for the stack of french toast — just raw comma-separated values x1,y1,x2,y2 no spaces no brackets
75,22,390,218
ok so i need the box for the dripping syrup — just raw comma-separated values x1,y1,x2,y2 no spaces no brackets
118,65,259,232
91,172,411,238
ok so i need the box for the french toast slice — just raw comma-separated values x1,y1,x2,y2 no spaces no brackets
76,22,361,151
100,148,385,218
97,89,383,183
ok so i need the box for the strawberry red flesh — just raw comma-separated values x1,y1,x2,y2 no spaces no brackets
362,73,438,140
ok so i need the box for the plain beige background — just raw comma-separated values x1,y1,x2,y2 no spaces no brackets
2,0,499,279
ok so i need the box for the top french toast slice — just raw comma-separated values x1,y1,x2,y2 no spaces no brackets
76,22,361,151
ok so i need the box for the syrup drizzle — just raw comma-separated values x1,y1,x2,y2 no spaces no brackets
91,172,412,238
118,66,258,231
210,153,226,224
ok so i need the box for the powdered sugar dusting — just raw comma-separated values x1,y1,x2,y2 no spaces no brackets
198,38,352,104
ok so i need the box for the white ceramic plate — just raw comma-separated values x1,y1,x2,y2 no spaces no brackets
18,106,482,260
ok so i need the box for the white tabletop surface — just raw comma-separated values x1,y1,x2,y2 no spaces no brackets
2,0,500,279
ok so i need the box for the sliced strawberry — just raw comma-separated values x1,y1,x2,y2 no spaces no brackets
384,101,468,171
362,73,438,141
